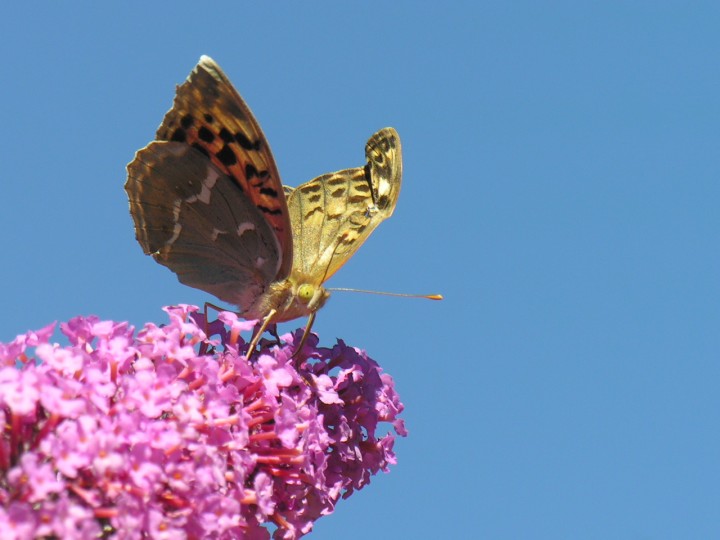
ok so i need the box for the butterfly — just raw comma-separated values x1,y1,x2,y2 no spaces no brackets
125,56,402,354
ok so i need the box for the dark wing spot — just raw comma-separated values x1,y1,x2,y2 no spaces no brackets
235,131,259,151
219,128,234,143
180,115,194,129
327,176,347,186
374,138,390,151
299,183,323,194
216,145,237,166
308,194,322,203
204,113,214,123
331,188,345,198
258,204,283,216
170,128,187,143
304,207,323,219
249,169,269,186
198,126,215,143
245,163,258,179
260,187,278,198
354,183,371,193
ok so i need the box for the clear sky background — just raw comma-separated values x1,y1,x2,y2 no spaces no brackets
2,2,719,538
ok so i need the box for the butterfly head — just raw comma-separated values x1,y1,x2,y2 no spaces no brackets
246,277,330,323
297,283,328,312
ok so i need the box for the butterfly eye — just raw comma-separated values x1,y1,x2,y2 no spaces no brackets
297,284,315,304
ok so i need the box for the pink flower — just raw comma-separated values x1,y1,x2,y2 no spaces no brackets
0,306,406,539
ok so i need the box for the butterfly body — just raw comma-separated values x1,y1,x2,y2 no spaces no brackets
125,56,401,347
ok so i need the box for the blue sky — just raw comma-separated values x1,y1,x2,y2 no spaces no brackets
2,2,719,538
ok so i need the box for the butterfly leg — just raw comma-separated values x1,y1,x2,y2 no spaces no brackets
203,301,231,331
246,309,278,359
290,311,316,360
199,301,248,353
268,324,283,346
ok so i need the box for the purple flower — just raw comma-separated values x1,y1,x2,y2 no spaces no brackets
0,306,406,539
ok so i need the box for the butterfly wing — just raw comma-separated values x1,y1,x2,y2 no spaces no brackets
153,55,293,278
126,141,283,310
126,56,292,312
288,127,402,283
363,127,403,223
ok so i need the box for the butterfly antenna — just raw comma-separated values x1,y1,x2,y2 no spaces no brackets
322,240,442,300
327,287,443,301
319,227,442,300
320,242,343,284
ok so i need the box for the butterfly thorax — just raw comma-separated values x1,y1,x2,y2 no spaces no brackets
242,277,330,323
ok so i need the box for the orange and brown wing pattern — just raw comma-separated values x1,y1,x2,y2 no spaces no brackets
155,56,292,277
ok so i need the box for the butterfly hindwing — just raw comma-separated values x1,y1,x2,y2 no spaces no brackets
126,141,282,310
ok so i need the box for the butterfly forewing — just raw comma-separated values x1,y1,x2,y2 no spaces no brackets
154,55,293,278
365,127,402,216
287,127,402,283
126,141,282,310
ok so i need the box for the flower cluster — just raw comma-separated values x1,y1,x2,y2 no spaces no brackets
0,306,406,539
